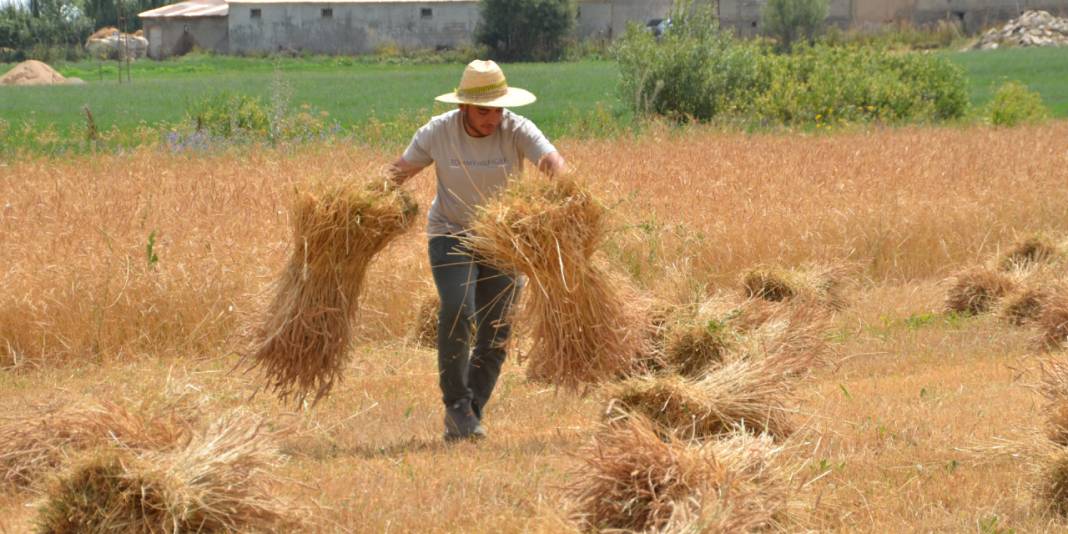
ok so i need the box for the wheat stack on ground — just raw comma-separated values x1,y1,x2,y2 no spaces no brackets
1001,287,1051,326
999,236,1062,271
464,177,646,389
0,399,196,490
36,411,297,533
741,263,848,310
605,346,818,441
662,315,735,378
1042,357,1068,446
246,179,418,405
944,267,1016,315
565,416,791,533
1038,287,1068,351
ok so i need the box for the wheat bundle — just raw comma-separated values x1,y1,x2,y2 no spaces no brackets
944,267,1015,315
1001,287,1050,326
408,294,440,349
653,297,829,382
463,177,645,389
663,317,735,378
36,411,296,533
605,345,817,441
0,399,195,490
1041,358,1068,446
998,236,1061,271
741,264,848,310
247,179,418,405
565,416,790,533
1038,287,1068,351
1040,446,1068,517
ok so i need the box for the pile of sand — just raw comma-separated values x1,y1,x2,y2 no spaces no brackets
0,60,69,86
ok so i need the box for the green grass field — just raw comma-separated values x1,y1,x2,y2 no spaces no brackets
1,46,1065,149
945,46,1068,116
0,56,627,144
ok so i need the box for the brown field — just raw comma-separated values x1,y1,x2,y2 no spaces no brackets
2,122,1068,531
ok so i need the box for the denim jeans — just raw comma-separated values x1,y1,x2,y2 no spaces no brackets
428,235,520,418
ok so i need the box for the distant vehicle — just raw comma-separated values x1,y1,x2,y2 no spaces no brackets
645,18,672,38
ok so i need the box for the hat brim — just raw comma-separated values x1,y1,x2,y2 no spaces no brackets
434,87,537,108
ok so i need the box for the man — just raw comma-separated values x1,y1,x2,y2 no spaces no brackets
388,60,567,442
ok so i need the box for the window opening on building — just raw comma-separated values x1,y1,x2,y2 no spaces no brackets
322,8,332,18
250,8,261,18
421,7,432,19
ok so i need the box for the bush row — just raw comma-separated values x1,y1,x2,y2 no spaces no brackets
616,14,970,126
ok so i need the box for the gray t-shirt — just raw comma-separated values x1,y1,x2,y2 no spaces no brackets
402,109,557,236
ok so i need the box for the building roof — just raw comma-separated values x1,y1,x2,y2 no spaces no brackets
226,0,473,3
139,0,227,18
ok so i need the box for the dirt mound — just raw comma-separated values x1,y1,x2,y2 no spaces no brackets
973,10,1068,50
0,60,67,86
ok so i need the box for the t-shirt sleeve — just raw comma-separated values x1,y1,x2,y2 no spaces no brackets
514,118,558,166
401,121,436,167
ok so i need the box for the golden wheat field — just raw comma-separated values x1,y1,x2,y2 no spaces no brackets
3,122,1068,532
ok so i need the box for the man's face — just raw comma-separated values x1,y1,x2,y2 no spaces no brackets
461,105,504,137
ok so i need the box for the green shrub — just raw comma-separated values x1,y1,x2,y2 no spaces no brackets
186,93,270,138
762,0,829,52
615,7,769,121
986,80,1049,127
754,45,968,124
476,0,575,61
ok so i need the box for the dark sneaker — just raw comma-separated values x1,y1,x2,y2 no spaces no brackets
443,399,486,443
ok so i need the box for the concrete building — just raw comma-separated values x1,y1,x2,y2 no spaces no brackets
140,0,229,59
718,0,1068,36
140,0,672,58
577,0,673,40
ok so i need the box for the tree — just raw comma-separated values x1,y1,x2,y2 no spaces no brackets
475,0,575,62
761,0,828,52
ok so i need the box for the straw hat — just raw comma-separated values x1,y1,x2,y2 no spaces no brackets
435,60,536,108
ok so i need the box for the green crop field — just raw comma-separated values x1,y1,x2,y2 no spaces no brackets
0,46,1065,151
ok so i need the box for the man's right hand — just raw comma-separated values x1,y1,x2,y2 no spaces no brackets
386,157,427,188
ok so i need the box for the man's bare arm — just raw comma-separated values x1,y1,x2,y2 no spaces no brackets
387,157,428,187
538,151,568,177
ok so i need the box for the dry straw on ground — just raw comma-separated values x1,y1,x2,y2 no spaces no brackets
565,416,792,533
944,267,1016,315
741,264,848,310
245,179,418,405
408,293,440,349
464,177,647,389
36,411,297,533
0,399,196,490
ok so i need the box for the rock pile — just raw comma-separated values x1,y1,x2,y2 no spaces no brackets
973,10,1068,50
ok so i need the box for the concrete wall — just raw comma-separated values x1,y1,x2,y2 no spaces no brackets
143,17,228,59
719,0,1068,35
227,1,479,55
577,0,675,39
